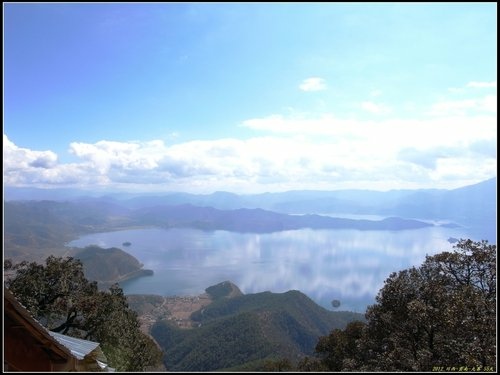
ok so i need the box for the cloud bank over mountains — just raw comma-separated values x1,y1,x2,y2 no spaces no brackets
4,87,496,194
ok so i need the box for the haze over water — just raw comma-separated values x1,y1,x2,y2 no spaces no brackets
68,223,487,313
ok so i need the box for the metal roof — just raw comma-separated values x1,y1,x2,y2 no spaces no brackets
48,332,115,371
5,287,113,371
48,331,101,360
4,287,75,361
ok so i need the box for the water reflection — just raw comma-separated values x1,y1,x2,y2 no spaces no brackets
69,226,484,313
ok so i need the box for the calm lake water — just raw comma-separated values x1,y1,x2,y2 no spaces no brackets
68,223,492,313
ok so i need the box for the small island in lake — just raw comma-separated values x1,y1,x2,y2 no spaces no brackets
122,241,132,246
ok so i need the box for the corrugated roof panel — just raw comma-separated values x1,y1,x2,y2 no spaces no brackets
4,288,75,361
48,331,100,360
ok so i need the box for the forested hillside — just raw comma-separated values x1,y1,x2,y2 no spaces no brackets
3,200,135,263
285,240,496,372
4,256,164,371
74,245,153,287
151,284,363,371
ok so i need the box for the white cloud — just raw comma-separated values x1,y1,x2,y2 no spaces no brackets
3,135,58,171
360,101,391,115
241,114,362,137
69,139,165,173
428,95,497,116
299,77,327,92
466,81,497,88
448,81,496,94
447,87,466,94
3,135,106,187
478,94,497,113
241,112,496,150
429,98,477,116
3,84,497,193
4,106,496,194
239,110,496,190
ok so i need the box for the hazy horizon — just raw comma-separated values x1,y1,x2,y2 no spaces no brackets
4,175,497,198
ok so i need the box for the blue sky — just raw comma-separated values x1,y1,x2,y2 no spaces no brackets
3,3,497,193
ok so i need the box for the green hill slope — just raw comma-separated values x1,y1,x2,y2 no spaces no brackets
205,280,243,300
151,286,363,371
3,200,134,262
74,245,153,286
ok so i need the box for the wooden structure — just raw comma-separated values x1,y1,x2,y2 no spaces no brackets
4,287,112,372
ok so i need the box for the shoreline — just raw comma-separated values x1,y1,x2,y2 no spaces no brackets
97,268,154,290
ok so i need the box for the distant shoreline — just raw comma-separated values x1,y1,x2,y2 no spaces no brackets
97,268,154,290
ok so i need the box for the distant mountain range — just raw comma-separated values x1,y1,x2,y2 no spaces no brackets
132,204,433,232
5,178,496,227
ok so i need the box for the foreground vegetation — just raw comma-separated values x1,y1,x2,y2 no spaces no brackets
4,257,163,371
289,239,496,372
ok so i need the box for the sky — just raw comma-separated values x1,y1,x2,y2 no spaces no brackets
3,3,497,194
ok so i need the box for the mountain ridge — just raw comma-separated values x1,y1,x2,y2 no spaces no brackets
5,177,495,206
6,177,495,223
133,204,433,232
148,282,364,371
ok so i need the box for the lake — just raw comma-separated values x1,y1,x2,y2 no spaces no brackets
68,224,491,313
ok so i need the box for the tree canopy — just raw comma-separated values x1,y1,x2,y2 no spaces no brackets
307,239,496,372
4,256,163,371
